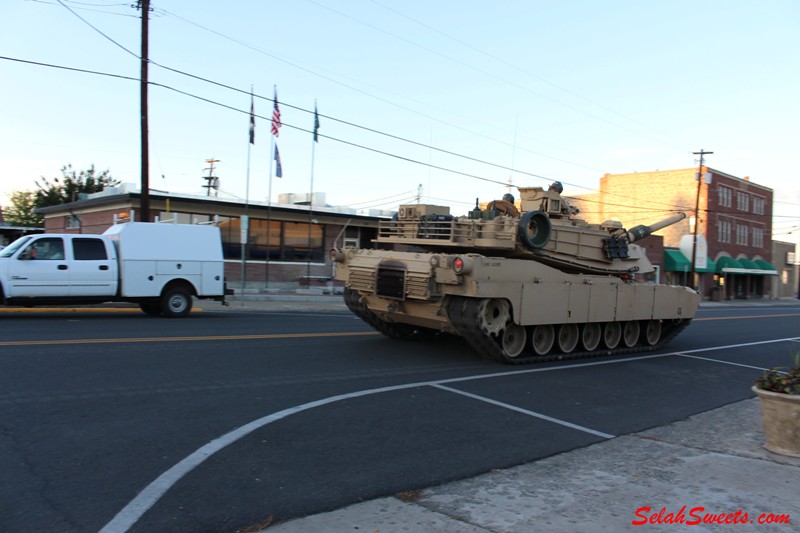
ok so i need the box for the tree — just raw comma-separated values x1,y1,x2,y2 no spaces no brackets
35,164,119,208
4,190,43,227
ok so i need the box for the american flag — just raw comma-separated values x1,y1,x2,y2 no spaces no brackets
271,87,281,137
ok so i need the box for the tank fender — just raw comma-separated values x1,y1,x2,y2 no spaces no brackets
518,211,552,249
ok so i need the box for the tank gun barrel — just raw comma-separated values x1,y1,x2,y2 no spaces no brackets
626,212,686,243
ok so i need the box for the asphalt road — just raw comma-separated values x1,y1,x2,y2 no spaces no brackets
1,303,799,532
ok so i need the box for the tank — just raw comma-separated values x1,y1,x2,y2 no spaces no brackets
331,182,701,364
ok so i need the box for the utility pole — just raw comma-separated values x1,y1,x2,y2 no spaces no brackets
690,149,713,291
136,0,151,222
202,159,220,196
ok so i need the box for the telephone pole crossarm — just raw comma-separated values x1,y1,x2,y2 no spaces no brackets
689,149,713,291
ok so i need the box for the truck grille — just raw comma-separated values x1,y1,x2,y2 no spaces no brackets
376,262,406,300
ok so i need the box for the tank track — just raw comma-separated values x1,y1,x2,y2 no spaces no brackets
344,288,438,340
344,289,691,364
444,296,692,365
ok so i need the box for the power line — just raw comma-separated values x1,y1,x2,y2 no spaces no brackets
368,0,692,149
0,54,707,215
53,0,139,59
34,0,798,225
5,51,791,227
44,0,709,213
307,0,690,150
155,7,603,175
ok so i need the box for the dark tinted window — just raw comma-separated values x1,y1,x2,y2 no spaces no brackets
73,238,108,260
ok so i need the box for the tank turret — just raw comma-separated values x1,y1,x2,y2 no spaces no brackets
374,183,687,276
333,182,700,364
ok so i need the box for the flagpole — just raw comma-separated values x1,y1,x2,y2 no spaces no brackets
267,85,281,289
241,86,254,292
266,134,274,289
306,100,317,284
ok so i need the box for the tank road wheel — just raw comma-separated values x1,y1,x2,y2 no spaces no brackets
530,325,555,356
603,322,622,349
557,324,580,353
642,320,662,346
622,321,640,348
477,298,510,337
501,323,527,358
580,323,602,351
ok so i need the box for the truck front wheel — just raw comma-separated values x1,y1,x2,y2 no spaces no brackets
161,286,193,317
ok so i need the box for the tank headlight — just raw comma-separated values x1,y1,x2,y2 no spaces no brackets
330,248,345,263
430,255,440,267
452,256,473,274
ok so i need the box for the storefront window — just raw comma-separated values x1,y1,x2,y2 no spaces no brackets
283,221,324,261
218,217,323,261
155,211,325,262
249,219,281,260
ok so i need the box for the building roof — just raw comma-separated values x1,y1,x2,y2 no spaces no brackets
35,187,390,224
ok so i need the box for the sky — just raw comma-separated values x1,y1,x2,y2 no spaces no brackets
2,0,800,240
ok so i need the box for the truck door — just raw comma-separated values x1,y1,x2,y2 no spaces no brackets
7,237,70,297
68,237,118,297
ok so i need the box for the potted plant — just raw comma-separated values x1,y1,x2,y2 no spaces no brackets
752,353,800,458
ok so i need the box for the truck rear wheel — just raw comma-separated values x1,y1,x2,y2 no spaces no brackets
161,286,193,317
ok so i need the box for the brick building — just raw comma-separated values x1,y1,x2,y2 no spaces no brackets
572,168,778,299
35,185,386,290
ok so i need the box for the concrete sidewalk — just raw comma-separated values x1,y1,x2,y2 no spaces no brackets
265,398,800,532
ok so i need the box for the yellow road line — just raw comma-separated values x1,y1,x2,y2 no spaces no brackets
694,313,800,321
1,313,796,347
0,331,379,347
0,307,145,313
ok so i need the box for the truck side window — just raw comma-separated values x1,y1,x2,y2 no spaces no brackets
32,238,65,260
73,238,108,260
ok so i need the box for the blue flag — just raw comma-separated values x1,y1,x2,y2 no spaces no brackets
274,145,282,178
249,94,255,144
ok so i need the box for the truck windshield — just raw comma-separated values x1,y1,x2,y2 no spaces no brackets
0,236,33,258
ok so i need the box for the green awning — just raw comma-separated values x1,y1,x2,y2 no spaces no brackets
715,256,746,274
738,258,758,270
664,250,690,272
663,250,715,272
754,259,779,274
716,256,778,275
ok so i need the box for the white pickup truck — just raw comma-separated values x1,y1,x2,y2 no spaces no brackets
0,222,230,317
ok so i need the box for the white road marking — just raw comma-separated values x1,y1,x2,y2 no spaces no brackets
432,383,615,439
675,353,773,372
100,335,800,532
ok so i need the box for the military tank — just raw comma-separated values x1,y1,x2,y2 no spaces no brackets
331,182,701,364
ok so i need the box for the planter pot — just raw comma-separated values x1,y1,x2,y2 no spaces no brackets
752,385,800,458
